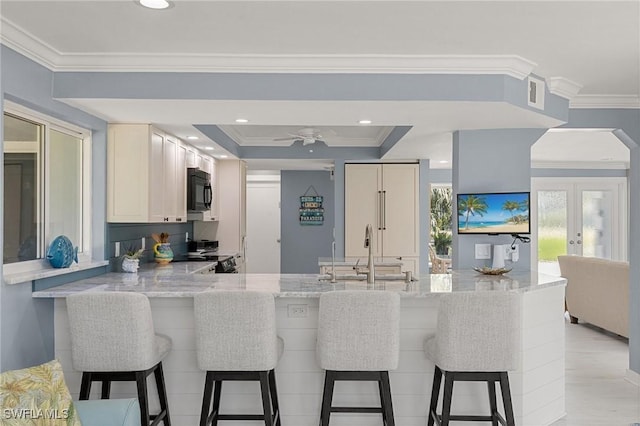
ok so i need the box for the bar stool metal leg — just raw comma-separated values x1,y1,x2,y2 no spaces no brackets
268,370,282,426
199,372,214,426
211,380,222,426
319,370,335,426
487,379,498,426
259,372,274,426
154,364,171,426
379,371,395,426
499,372,515,426
101,380,111,399
136,371,150,426
79,372,92,400
440,372,454,426
428,366,442,426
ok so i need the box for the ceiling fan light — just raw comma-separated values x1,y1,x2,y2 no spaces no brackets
139,0,170,10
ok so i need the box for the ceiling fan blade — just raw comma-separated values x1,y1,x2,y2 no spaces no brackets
273,137,298,141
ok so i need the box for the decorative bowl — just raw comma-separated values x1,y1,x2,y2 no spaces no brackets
473,266,512,275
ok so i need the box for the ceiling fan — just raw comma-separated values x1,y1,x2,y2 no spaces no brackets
273,127,326,146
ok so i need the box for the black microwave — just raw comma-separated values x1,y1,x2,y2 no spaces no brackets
187,168,212,211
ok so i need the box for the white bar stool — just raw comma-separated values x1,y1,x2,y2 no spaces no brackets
317,290,401,426
66,292,172,426
424,291,520,426
194,291,283,426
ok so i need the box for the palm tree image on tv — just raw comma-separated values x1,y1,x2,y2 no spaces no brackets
458,194,488,230
458,193,530,234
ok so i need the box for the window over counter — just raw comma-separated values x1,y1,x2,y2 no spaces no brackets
3,102,92,274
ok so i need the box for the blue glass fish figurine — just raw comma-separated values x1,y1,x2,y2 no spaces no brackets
46,235,79,268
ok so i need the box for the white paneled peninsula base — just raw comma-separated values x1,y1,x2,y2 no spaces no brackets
34,266,566,426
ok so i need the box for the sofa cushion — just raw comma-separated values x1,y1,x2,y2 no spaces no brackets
0,359,82,425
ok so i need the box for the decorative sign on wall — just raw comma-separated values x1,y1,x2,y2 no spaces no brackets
300,186,324,226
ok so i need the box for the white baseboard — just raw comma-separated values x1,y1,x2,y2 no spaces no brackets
625,369,640,386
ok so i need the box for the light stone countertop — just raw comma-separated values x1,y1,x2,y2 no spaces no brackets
32,261,565,298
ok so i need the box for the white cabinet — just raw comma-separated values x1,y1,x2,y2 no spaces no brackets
107,124,187,223
216,160,247,271
345,163,420,273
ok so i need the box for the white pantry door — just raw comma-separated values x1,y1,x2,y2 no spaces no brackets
246,179,281,273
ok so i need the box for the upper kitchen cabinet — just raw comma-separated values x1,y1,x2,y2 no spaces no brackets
345,163,420,273
107,124,187,223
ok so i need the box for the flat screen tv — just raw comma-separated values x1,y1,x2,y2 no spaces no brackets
457,192,530,235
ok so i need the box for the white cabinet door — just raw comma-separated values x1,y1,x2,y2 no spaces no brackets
175,142,187,222
345,164,383,257
382,163,419,257
107,124,150,222
163,135,178,222
148,129,166,223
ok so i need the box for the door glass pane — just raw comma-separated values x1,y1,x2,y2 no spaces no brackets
581,190,612,259
3,114,42,263
538,190,568,275
49,129,83,252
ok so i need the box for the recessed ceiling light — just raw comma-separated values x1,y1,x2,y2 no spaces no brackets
219,155,228,158
204,147,214,151
235,118,249,123
186,136,199,140
358,120,372,125
439,160,449,164
139,0,170,10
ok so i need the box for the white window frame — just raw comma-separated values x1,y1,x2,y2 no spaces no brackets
3,101,93,275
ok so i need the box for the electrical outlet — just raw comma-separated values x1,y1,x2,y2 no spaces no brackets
475,244,491,260
114,242,120,257
288,304,308,318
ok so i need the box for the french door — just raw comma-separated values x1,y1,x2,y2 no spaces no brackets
532,178,627,275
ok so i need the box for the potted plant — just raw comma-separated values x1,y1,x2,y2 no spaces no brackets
121,246,144,273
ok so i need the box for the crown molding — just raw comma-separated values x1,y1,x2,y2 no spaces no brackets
1,18,537,78
570,94,640,109
546,77,583,100
0,17,60,70
532,160,629,170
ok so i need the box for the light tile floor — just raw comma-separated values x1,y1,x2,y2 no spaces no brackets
551,319,640,426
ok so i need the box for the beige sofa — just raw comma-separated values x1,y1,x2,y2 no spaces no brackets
558,255,629,338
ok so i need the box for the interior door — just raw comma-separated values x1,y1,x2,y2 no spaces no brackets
532,178,627,275
246,179,281,273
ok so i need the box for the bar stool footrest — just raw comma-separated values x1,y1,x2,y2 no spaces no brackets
331,407,383,413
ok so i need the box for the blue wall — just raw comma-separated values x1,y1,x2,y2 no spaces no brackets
452,129,546,270
281,171,335,273
0,46,108,371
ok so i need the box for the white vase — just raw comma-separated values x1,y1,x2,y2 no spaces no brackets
122,257,139,273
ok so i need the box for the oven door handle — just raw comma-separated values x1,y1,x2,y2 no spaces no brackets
203,183,212,209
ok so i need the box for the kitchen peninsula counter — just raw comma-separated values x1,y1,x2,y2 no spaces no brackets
35,267,566,426
33,263,563,298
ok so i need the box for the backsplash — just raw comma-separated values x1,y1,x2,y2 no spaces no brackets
107,222,193,270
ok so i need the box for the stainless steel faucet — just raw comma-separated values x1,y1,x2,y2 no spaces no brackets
364,224,375,284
